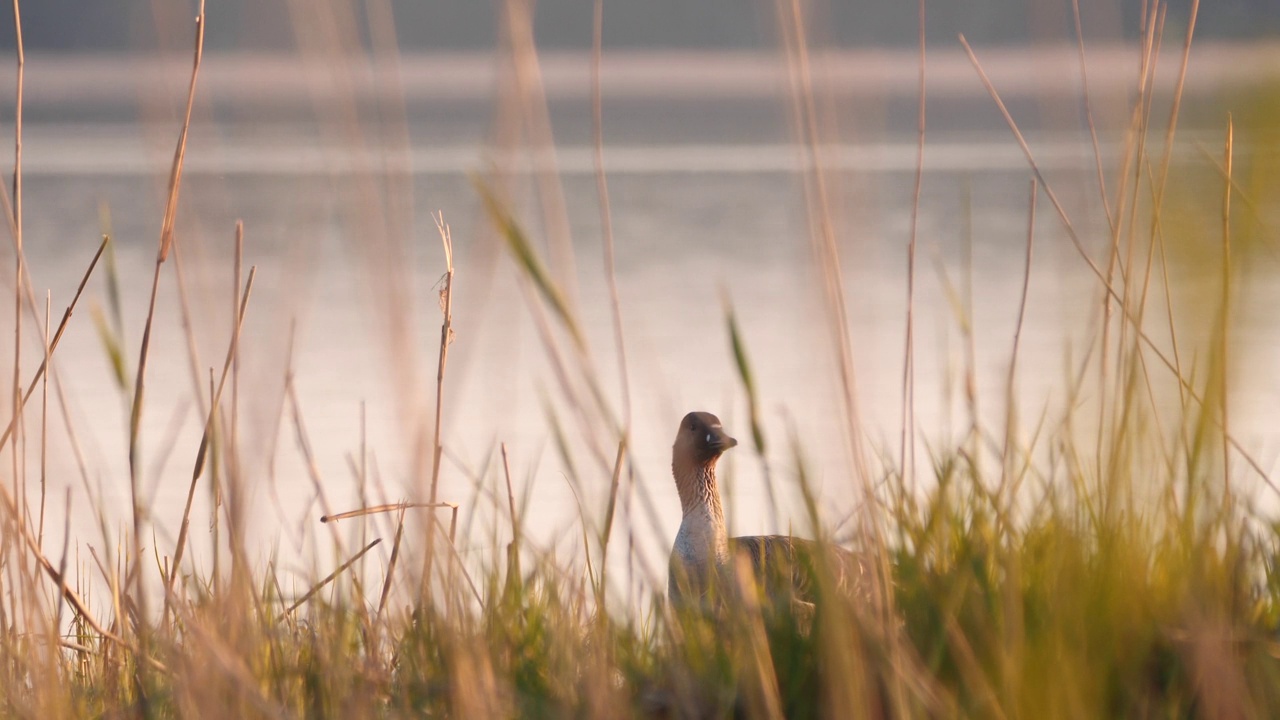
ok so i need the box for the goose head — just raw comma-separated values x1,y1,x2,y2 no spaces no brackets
672,411,738,484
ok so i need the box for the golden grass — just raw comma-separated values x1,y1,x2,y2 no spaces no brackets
0,0,1277,718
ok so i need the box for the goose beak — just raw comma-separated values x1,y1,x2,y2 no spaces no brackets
709,429,738,454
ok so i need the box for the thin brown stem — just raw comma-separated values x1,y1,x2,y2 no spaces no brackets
50,487,69,640
375,509,406,626
283,539,382,616
1000,179,1037,505
164,266,257,619
958,32,1277,497
36,290,46,547
228,222,244,588
422,213,455,598
501,444,519,544
775,0,903,711
322,502,457,524
592,0,631,435
9,0,24,556
1220,116,1232,498
598,439,626,599
0,236,107,454
900,0,925,491
0,458,118,644
1070,0,1113,234
127,1,205,629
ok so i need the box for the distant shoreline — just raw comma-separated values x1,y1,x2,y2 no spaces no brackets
0,41,1273,109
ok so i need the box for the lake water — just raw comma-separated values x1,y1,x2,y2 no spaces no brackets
1,46,1278,607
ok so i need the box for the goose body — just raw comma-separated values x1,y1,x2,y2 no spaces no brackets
667,411,869,609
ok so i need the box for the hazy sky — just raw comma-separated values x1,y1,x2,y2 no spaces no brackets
0,0,1274,53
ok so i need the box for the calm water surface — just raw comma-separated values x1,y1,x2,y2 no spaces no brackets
2,50,1278,605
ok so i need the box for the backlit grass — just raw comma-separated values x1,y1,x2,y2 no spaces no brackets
1,1,1279,719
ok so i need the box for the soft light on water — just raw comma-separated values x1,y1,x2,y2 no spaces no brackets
0,49,1277,609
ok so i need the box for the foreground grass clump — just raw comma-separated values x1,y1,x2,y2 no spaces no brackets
892,457,1280,718
10,372,1279,719
9,446,1275,718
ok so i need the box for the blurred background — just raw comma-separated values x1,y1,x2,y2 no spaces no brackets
0,1,1277,51
0,0,1276,605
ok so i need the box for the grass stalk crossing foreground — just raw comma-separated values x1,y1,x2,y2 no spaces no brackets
1,1,1279,718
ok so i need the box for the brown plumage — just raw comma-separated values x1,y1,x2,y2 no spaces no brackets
667,411,871,610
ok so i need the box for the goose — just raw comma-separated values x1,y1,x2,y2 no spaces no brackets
667,411,869,612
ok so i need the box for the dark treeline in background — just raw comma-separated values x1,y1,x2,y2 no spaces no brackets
0,0,1275,54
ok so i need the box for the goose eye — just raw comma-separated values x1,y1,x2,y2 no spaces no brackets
705,433,712,444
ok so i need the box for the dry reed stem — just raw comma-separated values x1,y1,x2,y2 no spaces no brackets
478,177,621,482
725,296,779,532
8,0,23,562
500,441,521,595
129,0,205,468
435,519,483,608
1220,117,1232,497
1070,0,1114,234
321,501,457,524
0,155,65,349
0,474,118,644
476,179,581,348
283,538,382,616
142,402,190,507
775,0,880,527
84,543,119,638
501,443,519,544
958,33,1115,296
957,33,1277,497
0,223,99,624
286,375,347,560
1140,220,1180,473
10,0,20,254
1150,0,1201,221
1118,5,1164,363
774,0,905,710
1130,31,1195,492
165,266,257,620
999,179,1037,504
598,439,626,599
774,0,871,494
0,236,110,641
1136,2,1197,426
127,3,204,635
375,508,406,625
50,487,69,645
592,0,631,434
1195,144,1274,237
228,223,244,576
523,273,611,472
356,404,369,562
899,0,925,492
1095,7,1146,491
593,1,634,603
422,212,455,594
479,181,622,467
1098,5,1161,436
0,236,106,453
167,234,208,415
962,188,982,467
324,499,467,619
491,3,629,466
501,0,580,308
35,291,46,545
